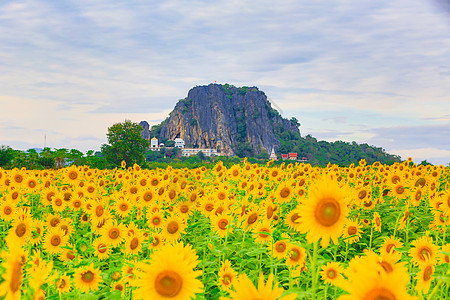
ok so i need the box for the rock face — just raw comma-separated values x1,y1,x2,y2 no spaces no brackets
139,121,150,140
153,84,300,156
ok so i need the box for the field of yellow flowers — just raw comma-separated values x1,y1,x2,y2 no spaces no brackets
0,158,449,299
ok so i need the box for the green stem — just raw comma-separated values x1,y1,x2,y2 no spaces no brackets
311,241,319,300
369,225,374,250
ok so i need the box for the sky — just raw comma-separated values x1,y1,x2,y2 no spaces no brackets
0,0,449,165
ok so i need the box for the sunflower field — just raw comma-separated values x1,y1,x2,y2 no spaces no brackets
0,158,449,299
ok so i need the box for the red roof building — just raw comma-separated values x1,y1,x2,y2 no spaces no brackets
281,154,289,160
288,153,298,160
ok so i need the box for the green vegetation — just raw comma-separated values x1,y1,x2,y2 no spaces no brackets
101,120,150,167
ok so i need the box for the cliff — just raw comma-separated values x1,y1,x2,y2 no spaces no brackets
146,84,299,156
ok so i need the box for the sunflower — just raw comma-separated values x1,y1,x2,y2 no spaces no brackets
320,261,344,285
9,216,31,245
408,235,439,267
438,243,450,264
286,244,307,267
415,264,434,295
338,254,415,300
343,219,362,244
0,199,16,221
373,212,382,232
44,227,69,255
92,238,111,260
150,233,166,249
220,272,297,300
218,260,238,292
162,214,186,241
271,240,289,259
0,236,27,300
274,183,293,204
74,263,102,293
114,197,132,218
100,220,126,247
242,208,261,231
56,274,72,295
211,213,233,238
124,230,144,255
147,210,164,229
297,177,349,247
380,236,404,255
132,242,203,300
30,219,45,246
252,220,273,244
111,279,126,296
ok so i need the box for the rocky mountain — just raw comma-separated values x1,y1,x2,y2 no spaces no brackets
141,84,300,156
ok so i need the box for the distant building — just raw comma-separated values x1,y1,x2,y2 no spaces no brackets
182,148,218,157
269,147,277,160
174,138,185,148
150,137,159,151
281,154,289,160
289,153,298,160
299,157,308,162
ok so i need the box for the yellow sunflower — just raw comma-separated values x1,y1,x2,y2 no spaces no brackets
438,243,450,264
56,274,72,295
74,263,102,293
373,212,382,232
380,236,404,255
218,260,238,292
320,261,344,285
100,220,126,247
338,253,415,300
220,272,297,300
162,214,186,241
0,236,27,300
211,213,233,238
408,235,439,267
286,244,307,267
415,264,434,295
92,238,111,260
124,230,144,255
252,220,273,245
297,177,349,247
271,240,289,260
132,242,203,300
44,227,69,255
343,219,362,244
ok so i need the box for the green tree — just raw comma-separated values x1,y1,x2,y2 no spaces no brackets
101,120,150,167
0,145,14,167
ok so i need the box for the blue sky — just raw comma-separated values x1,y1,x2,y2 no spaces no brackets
0,0,449,165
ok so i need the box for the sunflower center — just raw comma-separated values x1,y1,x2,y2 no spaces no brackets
68,171,78,180
379,261,393,273
415,190,422,201
152,237,160,246
10,260,22,293
51,235,61,246
205,203,214,212
218,192,226,200
280,187,290,198
152,217,161,225
115,283,124,291
315,197,341,227
120,204,128,211
423,265,433,281
386,244,395,253
347,226,357,235
395,185,405,195
259,228,270,238
358,190,367,199
130,238,139,250
247,213,258,225
169,190,176,199
4,206,12,215
15,223,27,237
375,217,381,227
55,198,63,206
364,287,396,300
327,269,337,279
58,279,66,288
155,270,183,297
290,248,300,261
218,219,228,230
180,205,189,213
291,213,301,224
109,228,120,239
167,221,179,234
419,247,431,261
267,206,274,219
96,206,104,217
275,242,286,252
215,207,224,216
98,243,107,253
81,271,95,283
223,274,232,285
